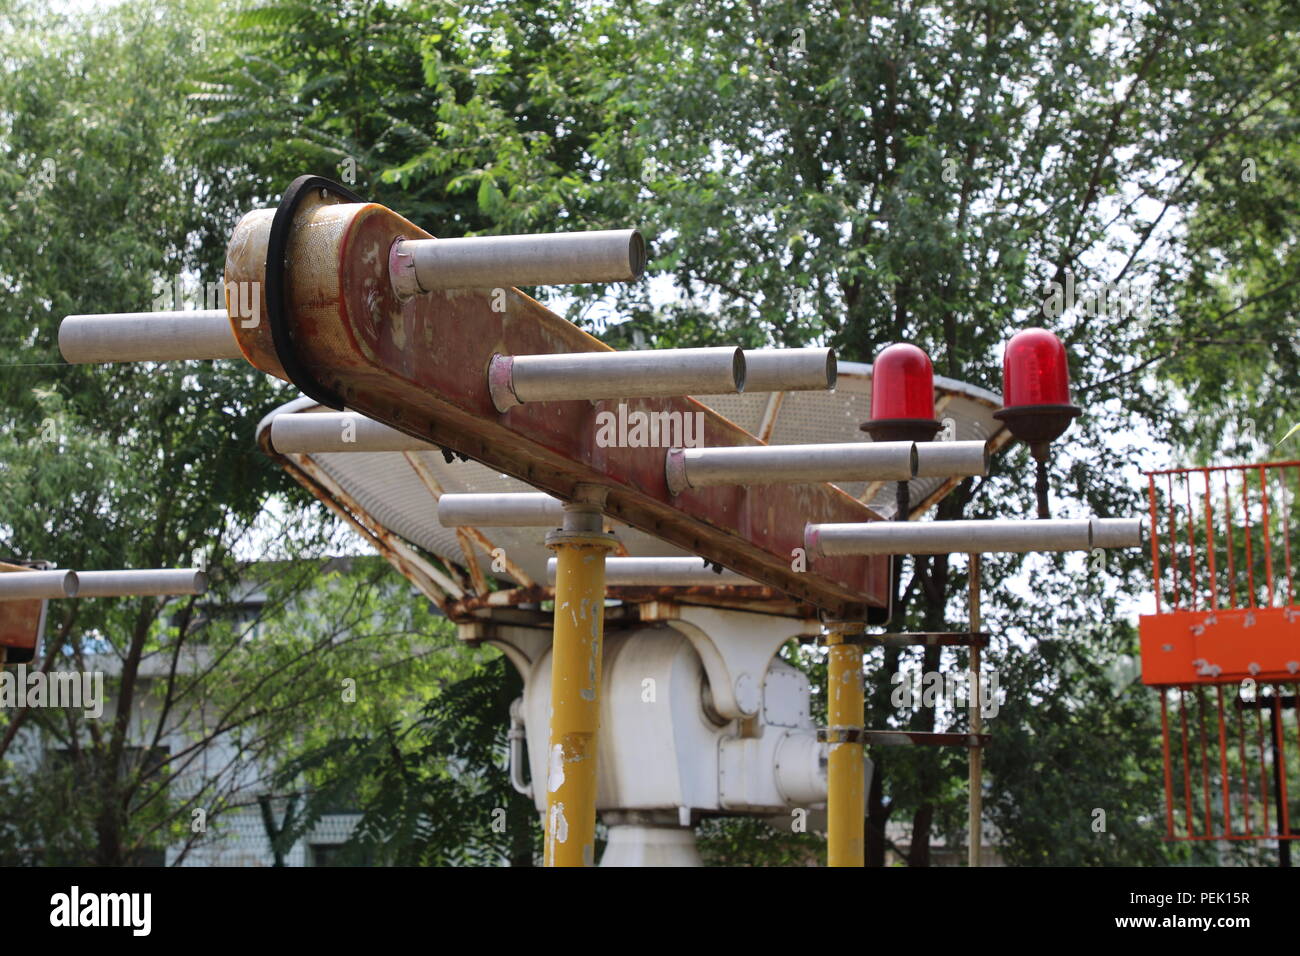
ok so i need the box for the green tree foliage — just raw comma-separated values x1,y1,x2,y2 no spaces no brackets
271,655,538,866
1161,75,1300,458
0,0,469,865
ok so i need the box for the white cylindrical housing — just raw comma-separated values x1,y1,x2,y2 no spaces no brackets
806,518,1097,557
742,348,837,392
490,347,744,410
437,492,566,527
74,570,207,598
392,229,645,294
59,311,241,364
0,570,78,600
547,557,750,586
774,732,831,806
270,413,434,454
1090,517,1144,549
912,441,990,479
666,441,916,495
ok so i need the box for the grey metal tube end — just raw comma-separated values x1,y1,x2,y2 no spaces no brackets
628,231,647,280
1089,517,1145,549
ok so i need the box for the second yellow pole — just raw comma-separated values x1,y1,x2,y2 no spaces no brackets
826,628,865,867
543,522,613,867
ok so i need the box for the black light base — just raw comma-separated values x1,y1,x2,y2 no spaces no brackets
991,404,1080,454
859,417,943,444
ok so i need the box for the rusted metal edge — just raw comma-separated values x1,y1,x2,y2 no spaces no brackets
268,442,458,612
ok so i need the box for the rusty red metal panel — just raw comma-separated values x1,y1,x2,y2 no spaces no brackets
0,562,45,654
0,601,43,651
229,200,889,617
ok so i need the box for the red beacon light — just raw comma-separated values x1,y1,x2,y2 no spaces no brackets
861,343,941,444
861,343,940,537
993,327,1080,518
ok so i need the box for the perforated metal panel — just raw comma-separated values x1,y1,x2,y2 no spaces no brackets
258,361,1005,588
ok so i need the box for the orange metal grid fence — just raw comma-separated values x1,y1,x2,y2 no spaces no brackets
1143,462,1300,842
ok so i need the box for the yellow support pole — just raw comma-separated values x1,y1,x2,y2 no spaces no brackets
968,552,983,868
543,503,614,868
825,627,865,867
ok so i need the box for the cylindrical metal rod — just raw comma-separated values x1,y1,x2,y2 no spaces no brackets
806,518,1104,557
544,509,614,867
666,441,916,495
490,347,744,411
59,311,241,364
1090,517,1144,549
0,571,78,600
913,441,989,479
437,493,566,528
74,570,207,598
547,556,750,586
391,229,645,295
742,348,836,392
826,629,865,867
270,412,434,454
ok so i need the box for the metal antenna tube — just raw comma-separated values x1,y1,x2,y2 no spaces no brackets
913,441,989,479
548,556,750,586
1089,517,1144,549
490,347,745,410
391,229,645,295
806,518,1107,557
666,441,917,495
59,311,242,364
74,570,207,598
271,413,434,454
742,348,837,392
437,493,567,528
0,570,78,600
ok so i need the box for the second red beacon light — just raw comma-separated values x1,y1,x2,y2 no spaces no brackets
993,327,1080,519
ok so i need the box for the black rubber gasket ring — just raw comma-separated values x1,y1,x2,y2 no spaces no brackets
265,175,366,410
